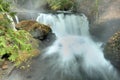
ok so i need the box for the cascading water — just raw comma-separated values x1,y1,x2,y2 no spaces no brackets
34,13,120,80
7,13,120,80
14,15,19,24
36,13,90,37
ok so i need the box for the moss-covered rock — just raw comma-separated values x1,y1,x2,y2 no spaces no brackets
16,20,52,40
104,31,120,69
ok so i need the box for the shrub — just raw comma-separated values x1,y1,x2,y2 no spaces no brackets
47,0,76,11
0,27,38,66
0,0,39,67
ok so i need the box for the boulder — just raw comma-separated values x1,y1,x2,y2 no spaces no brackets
104,31,120,70
16,20,52,40
16,20,56,47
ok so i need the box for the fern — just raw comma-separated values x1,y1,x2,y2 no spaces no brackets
0,0,38,67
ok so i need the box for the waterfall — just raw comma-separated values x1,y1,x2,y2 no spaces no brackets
14,15,19,24
35,13,120,80
36,13,90,37
7,13,119,80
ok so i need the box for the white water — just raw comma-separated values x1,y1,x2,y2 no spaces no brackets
41,35,119,80
7,13,119,80
36,13,120,80
36,13,90,37
15,15,19,24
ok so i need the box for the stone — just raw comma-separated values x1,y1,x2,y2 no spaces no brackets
2,64,8,70
104,31,120,70
16,20,52,40
16,20,56,48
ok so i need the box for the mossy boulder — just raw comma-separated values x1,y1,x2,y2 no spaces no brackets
104,31,120,69
16,20,52,40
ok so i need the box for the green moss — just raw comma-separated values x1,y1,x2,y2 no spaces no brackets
104,31,120,69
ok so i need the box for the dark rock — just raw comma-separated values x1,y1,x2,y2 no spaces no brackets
42,32,56,47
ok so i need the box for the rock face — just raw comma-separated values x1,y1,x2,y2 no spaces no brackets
81,0,120,42
104,31,120,70
16,20,56,48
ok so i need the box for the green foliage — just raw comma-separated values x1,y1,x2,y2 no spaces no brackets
0,0,16,17
0,0,10,12
0,14,11,27
47,0,76,11
0,26,35,66
0,0,38,67
0,0,16,28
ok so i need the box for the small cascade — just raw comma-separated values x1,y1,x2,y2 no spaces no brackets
7,12,119,80
39,36,119,80
14,15,19,24
35,13,120,80
7,14,17,31
36,13,90,37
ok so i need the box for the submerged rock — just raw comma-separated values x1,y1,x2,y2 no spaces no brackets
104,31,120,70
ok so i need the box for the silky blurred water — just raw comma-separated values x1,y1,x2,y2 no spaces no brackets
7,13,120,80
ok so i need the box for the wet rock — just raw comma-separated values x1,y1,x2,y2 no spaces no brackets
16,20,52,40
104,31,120,70
0,61,15,80
16,20,56,48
